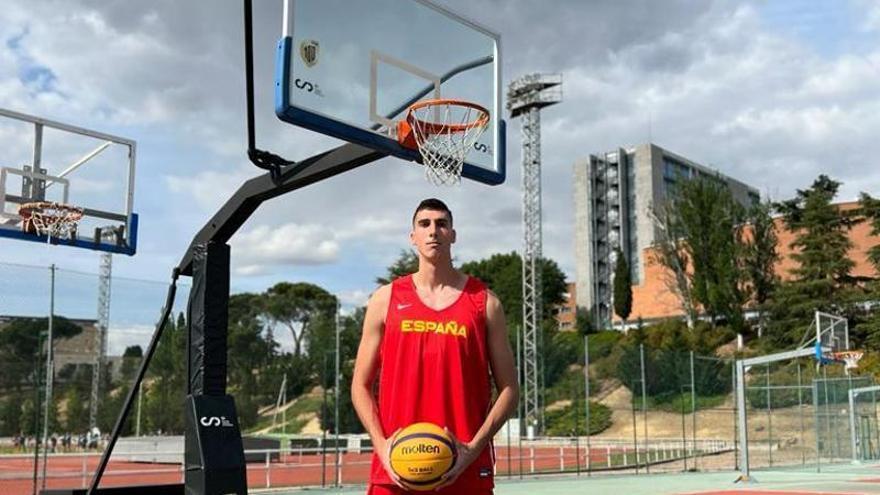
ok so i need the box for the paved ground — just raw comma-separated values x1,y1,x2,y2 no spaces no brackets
278,463,880,495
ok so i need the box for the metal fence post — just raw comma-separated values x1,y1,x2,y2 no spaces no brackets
766,363,772,467
584,334,591,476
40,264,56,492
690,351,696,471
640,344,649,473
732,359,738,471
797,360,805,465
265,451,270,488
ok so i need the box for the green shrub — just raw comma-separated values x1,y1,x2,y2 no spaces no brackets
545,400,612,436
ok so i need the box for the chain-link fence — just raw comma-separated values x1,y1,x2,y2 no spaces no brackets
2,263,876,492
0,261,189,492
851,385,880,462
521,334,740,478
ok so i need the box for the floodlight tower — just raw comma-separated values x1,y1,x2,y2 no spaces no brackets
507,73,562,435
90,252,112,428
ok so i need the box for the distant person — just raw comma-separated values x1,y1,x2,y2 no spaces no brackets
352,198,519,495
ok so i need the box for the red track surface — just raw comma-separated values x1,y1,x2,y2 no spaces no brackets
0,446,627,493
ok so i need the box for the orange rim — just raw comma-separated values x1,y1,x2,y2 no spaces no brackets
405,98,490,135
18,201,84,222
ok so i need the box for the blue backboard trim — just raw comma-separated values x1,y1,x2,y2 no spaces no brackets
0,212,138,255
274,36,505,186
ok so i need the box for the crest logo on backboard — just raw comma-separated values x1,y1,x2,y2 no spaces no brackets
300,40,319,67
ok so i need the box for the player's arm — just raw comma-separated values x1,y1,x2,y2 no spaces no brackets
350,284,403,486
439,289,519,487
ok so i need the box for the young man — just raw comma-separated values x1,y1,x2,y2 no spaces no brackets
352,198,519,494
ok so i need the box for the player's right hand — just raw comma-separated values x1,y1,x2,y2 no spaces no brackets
376,428,405,488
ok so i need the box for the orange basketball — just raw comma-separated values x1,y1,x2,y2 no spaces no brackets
389,422,457,491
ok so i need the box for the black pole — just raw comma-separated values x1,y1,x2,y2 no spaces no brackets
87,268,180,494
32,329,42,495
243,0,256,153
321,353,328,488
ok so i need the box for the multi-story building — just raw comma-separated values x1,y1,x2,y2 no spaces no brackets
574,143,760,329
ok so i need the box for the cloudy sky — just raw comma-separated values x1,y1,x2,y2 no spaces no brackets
1,0,879,316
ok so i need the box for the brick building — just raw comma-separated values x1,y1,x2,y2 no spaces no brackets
621,201,880,324
574,143,759,329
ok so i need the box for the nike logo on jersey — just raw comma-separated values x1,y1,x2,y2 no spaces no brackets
397,303,412,310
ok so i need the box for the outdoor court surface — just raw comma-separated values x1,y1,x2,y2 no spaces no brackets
7,458,880,494
282,463,880,495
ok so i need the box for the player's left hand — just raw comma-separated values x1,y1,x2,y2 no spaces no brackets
434,427,481,490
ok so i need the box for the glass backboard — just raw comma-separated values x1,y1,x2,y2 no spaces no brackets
275,0,505,185
0,108,137,255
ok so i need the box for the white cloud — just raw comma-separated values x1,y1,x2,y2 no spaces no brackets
107,324,154,355
338,289,371,308
3,0,880,303
232,223,340,274
859,0,880,32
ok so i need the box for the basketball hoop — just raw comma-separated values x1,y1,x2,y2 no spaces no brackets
830,350,864,371
398,99,490,186
19,201,84,241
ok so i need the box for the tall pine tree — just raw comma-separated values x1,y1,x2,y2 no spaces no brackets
858,193,880,349
612,248,633,329
766,175,860,347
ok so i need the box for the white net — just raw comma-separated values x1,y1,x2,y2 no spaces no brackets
407,100,489,186
19,201,84,240
833,351,864,371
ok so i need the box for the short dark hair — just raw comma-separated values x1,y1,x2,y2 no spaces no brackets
412,198,453,226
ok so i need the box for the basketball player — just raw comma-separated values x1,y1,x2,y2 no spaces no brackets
352,198,519,494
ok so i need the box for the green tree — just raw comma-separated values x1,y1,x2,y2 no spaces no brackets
675,178,747,331
767,175,861,348
776,175,859,282
857,193,880,349
227,293,275,429
264,282,337,358
120,345,143,383
376,249,419,285
649,201,697,328
612,249,633,328
0,317,82,436
861,193,880,271
744,200,780,336
142,312,186,434
63,366,91,432
460,252,567,328
575,306,595,336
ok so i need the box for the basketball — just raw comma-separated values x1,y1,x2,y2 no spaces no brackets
389,422,457,491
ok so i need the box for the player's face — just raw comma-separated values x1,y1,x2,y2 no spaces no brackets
410,209,455,260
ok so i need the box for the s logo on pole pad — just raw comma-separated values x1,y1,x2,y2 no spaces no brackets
200,416,235,427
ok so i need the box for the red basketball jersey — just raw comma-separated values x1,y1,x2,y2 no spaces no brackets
369,274,494,491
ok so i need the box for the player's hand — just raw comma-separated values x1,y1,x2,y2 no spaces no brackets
376,428,405,489
434,428,480,490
